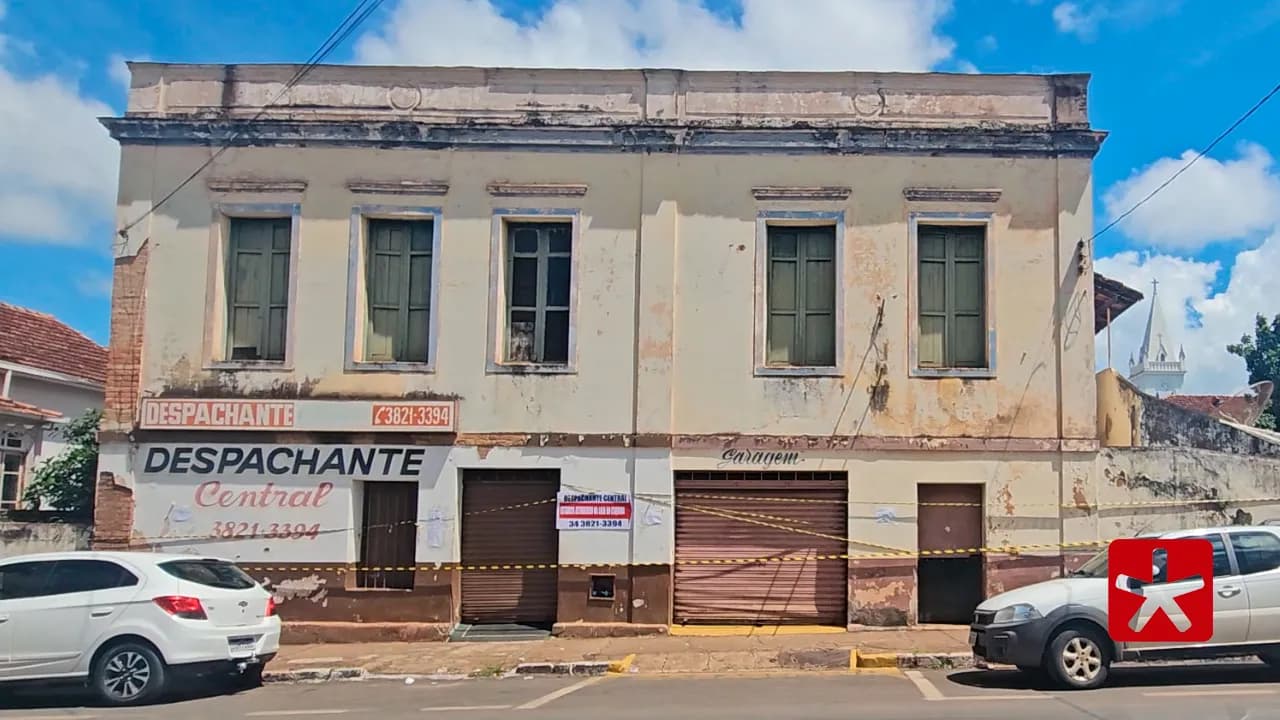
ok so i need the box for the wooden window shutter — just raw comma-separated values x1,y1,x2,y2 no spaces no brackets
917,225,986,368
227,217,291,362
365,219,433,363
767,226,836,367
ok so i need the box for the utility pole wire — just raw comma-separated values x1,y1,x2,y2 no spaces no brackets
115,0,386,241
1091,80,1280,242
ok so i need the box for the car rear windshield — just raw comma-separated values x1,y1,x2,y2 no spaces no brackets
160,559,258,590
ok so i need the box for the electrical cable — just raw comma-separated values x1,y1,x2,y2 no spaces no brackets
1091,80,1280,242
115,0,387,241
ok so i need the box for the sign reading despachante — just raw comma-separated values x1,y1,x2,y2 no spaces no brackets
134,443,446,562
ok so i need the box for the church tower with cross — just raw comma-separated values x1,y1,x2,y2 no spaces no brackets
1128,278,1187,397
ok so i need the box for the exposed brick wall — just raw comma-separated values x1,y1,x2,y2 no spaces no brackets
102,240,149,433
94,240,148,549
92,471,135,549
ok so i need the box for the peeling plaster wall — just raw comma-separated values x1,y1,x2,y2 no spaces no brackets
0,519,91,554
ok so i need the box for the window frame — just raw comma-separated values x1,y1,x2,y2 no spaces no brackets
486,208,581,374
908,211,997,379
754,211,845,377
345,205,443,373
1228,530,1280,576
0,430,29,510
204,203,301,370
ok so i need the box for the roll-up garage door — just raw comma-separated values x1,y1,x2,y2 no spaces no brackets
674,471,848,625
460,470,559,625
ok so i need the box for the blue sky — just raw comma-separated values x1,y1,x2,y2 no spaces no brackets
1,0,1278,393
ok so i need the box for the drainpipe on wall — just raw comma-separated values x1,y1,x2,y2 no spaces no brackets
1,368,10,398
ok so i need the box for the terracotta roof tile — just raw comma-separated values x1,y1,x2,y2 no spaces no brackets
1164,394,1255,423
0,303,107,385
0,397,62,420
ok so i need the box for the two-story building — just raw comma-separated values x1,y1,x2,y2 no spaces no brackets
96,63,1136,640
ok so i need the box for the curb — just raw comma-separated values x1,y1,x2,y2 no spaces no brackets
263,667,368,684
513,661,612,676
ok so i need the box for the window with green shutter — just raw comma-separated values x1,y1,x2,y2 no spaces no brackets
364,219,433,363
226,217,292,362
766,225,836,367
506,222,572,364
917,224,986,369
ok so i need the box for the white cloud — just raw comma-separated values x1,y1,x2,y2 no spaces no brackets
75,270,114,298
356,0,956,71
1097,137,1280,393
1052,0,1178,41
1096,234,1280,394
1102,143,1280,251
108,53,131,95
0,16,118,245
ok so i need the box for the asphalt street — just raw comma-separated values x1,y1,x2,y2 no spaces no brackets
3,662,1280,719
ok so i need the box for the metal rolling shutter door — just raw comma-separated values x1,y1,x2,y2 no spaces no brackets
674,472,848,625
460,471,559,624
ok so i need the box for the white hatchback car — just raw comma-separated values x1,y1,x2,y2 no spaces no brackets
0,551,280,705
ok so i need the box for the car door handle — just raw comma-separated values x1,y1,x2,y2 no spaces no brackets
90,607,115,617
1218,585,1242,598
0,614,8,623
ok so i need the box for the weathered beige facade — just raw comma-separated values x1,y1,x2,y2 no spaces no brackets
99,63,1118,638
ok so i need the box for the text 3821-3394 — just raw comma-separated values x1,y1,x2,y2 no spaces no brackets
210,521,322,539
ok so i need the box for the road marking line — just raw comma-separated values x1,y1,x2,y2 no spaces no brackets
515,675,607,710
0,716,100,720
903,670,945,701
247,711,353,717
420,706,512,713
937,694,1055,701
1142,689,1278,697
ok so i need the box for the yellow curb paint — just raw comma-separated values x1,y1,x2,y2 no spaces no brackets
668,625,846,637
849,650,858,672
855,652,899,669
608,654,636,674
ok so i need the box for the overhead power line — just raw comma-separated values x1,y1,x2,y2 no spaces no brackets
116,0,386,241
1091,80,1280,242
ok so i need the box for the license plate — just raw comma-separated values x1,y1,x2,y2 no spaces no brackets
229,636,257,648
968,631,977,645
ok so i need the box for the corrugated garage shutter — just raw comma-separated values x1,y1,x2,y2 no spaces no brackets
460,470,559,625
674,472,847,625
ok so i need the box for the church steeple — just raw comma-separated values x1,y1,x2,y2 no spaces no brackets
1128,278,1187,397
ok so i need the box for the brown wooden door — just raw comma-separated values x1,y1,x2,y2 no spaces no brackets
917,483,984,624
358,481,419,590
673,472,848,625
460,470,559,625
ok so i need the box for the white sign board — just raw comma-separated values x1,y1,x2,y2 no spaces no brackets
556,492,633,530
138,398,457,432
133,443,447,562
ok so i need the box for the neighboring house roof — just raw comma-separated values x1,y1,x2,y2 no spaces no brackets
0,303,107,385
1165,381,1275,427
1094,273,1144,332
0,397,62,421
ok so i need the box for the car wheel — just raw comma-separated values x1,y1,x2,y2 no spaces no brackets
1045,628,1110,690
93,642,167,706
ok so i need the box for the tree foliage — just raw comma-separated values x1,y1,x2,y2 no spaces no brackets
22,409,102,515
1227,314,1280,431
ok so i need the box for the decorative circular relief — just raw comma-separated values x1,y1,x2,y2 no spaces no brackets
388,86,422,111
852,90,887,117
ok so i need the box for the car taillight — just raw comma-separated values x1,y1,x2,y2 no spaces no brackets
153,595,207,620
266,596,277,617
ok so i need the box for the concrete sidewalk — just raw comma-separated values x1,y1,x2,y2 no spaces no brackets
271,626,974,679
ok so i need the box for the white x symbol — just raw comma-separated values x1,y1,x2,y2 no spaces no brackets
1114,572,1205,633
